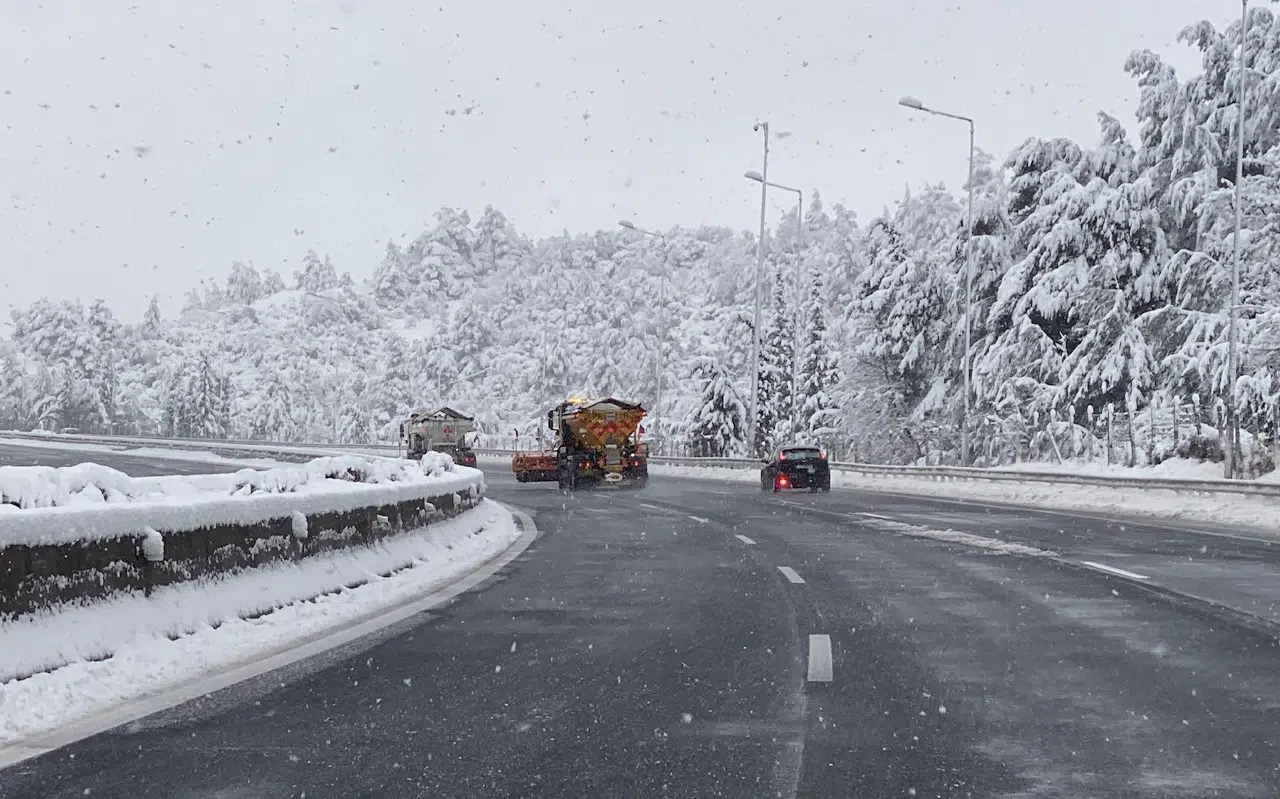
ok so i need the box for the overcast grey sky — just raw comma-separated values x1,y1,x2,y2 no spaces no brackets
0,0,1237,321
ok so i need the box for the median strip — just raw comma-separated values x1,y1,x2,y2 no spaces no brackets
807,634,833,682
778,566,805,584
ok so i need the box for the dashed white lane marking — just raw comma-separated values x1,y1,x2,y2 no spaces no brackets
858,512,895,521
1080,560,1150,580
777,566,805,584
688,515,710,524
734,534,757,545
807,634,833,682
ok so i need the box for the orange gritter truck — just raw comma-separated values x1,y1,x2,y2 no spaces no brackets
512,397,648,490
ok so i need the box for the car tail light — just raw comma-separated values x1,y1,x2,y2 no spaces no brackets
820,449,828,461
777,475,790,488
779,451,787,461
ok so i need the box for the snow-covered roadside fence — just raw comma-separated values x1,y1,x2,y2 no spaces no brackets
0,454,484,620
0,429,399,462
11,430,1280,502
641,455,1280,499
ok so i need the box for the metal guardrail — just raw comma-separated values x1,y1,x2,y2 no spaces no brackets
5,432,1277,499
477,449,1280,499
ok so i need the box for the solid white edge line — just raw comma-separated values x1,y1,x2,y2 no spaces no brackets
0,503,540,772
688,515,710,524
734,534,756,545
807,634,833,682
778,566,805,584
1079,560,1151,581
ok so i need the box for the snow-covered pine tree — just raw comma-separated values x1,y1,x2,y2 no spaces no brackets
294,250,342,292
977,137,1087,424
337,375,373,444
225,261,264,305
851,218,947,430
1056,114,1165,417
142,295,163,337
758,265,795,451
473,205,528,278
181,287,204,313
187,352,225,438
53,366,97,431
797,274,839,445
262,269,287,296
921,149,1010,441
252,375,295,441
87,299,120,432
688,358,747,457
216,368,234,437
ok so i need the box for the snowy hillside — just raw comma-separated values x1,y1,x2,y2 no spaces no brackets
3,8,1280,472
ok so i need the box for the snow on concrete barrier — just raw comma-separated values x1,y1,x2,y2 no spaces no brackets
0,454,485,620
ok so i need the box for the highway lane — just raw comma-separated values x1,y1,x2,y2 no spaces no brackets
0,440,248,476
2,468,1279,797
760,484,1280,630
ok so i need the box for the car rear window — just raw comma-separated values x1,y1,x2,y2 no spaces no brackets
783,448,823,461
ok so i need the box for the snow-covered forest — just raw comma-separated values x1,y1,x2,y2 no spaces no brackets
4,8,1280,469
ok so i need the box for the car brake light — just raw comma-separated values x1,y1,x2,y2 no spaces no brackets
820,449,828,460
779,451,786,461
777,475,789,487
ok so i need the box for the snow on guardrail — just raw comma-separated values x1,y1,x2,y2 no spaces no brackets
0,452,481,548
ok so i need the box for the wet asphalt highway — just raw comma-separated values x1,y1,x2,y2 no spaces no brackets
1,455,1278,797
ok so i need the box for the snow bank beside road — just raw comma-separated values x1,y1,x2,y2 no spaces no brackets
0,500,521,746
651,463,1280,536
994,457,1226,481
0,454,482,548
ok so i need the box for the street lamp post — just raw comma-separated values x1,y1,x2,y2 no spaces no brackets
745,170,804,439
748,122,770,457
619,220,668,453
1226,0,1249,479
899,96,976,466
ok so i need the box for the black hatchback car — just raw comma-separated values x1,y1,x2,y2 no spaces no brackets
760,446,831,492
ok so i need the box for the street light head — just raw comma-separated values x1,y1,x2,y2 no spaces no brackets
898,96,925,110
744,170,764,182
618,220,636,230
